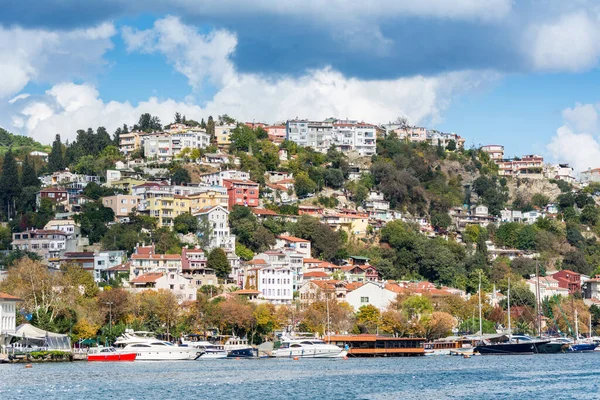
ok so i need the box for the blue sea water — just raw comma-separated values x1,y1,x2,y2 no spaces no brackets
1,354,600,399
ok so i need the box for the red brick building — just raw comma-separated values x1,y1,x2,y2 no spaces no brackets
222,179,259,208
552,270,581,294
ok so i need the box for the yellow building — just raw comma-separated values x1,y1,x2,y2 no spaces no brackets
146,195,192,228
106,178,146,194
188,190,229,213
119,131,142,155
215,124,236,146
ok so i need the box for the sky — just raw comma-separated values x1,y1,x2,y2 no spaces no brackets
2,1,600,172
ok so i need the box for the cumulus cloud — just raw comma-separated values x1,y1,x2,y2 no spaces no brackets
528,12,600,72
548,103,600,173
8,16,498,144
122,16,237,90
0,22,116,99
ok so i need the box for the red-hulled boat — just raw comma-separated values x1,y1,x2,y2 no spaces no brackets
87,346,137,362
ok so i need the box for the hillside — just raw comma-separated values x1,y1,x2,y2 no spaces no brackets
0,127,50,156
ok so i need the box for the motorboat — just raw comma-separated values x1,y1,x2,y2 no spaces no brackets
424,337,475,356
114,330,158,347
271,339,347,358
87,346,136,362
120,340,201,361
228,347,257,358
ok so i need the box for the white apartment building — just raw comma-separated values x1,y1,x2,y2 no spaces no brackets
254,249,304,291
0,292,20,349
143,132,210,161
198,170,250,187
544,163,576,184
193,205,236,252
246,257,294,305
286,119,377,155
332,122,377,156
344,281,399,311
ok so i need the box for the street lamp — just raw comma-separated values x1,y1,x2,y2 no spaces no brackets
104,302,114,336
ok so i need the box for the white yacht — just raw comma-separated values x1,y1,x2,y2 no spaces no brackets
115,330,200,361
121,340,201,361
180,338,228,359
271,339,347,358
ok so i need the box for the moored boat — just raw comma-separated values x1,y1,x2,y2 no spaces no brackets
272,338,346,358
87,346,136,362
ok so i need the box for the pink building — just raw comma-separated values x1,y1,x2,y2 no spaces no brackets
265,125,286,143
498,154,544,177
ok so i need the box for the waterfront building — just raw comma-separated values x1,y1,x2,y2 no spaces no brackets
129,272,197,303
0,292,21,349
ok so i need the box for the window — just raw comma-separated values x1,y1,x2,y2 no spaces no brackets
170,285,174,289
360,297,369,303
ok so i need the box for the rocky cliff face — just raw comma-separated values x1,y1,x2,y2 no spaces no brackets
507,177,561,204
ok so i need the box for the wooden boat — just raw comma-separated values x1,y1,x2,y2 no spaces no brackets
87,346,136,362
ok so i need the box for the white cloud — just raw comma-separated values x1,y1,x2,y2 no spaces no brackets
122,16,237,90
562,103,599,134
548,102,600,173
8,16,498,144
528,12,600,72
162,0,513,21
0,22,116,99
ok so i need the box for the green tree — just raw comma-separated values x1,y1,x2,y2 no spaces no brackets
208,247,231,279
173,212,199,234
21,155,39,188
0,149,21,219
581,204,599,226
154,227,182,254
530,193,550,209
235,243,254,261
74,201,115,243
229,125,256,152
48,134,64,172
324,168,345,189
82,182,117,200
355,305,381,333
294,172,317,197
207,116,216,143
171,167,191,185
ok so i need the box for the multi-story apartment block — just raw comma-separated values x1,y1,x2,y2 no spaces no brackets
222,179,260,208
119,131,142,155
193,205,236,252
143,132,210,161
427,130,465,149
198,170,250,187
215,124,237,146
286,119,334,150
12,230,69,264
245,255,295,305
181,247,218,287
144,195,192,228
497,154,544,177
264,125,286,143
129,246,183,276
544,163,575,183
480,145,505,161
102,195,141,220
129,272,197,303
581,167,600,184
332,122,377,156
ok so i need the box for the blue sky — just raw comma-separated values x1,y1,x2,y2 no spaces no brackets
2,1,600,172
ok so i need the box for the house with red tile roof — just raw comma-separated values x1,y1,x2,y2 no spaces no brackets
128,272,196,303
275,235,311,258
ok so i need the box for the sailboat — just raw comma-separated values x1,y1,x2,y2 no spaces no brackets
533,262,565,354
566,308,598,352
475,276,550,355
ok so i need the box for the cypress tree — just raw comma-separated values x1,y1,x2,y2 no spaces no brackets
0,149,21,219
21,154,39,187
48,134,64,172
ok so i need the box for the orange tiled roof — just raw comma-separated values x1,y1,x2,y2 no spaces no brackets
131,254,181,260
277,235,310,243
303,271,330,278
0,292,22,301
251,208,278,216
130,272,164,283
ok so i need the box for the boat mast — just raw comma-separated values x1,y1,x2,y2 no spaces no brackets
536,261,542,337
325,287,330,341
507,276,512,340
478,271,483,340
575,308,579,344
590,313,593,339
